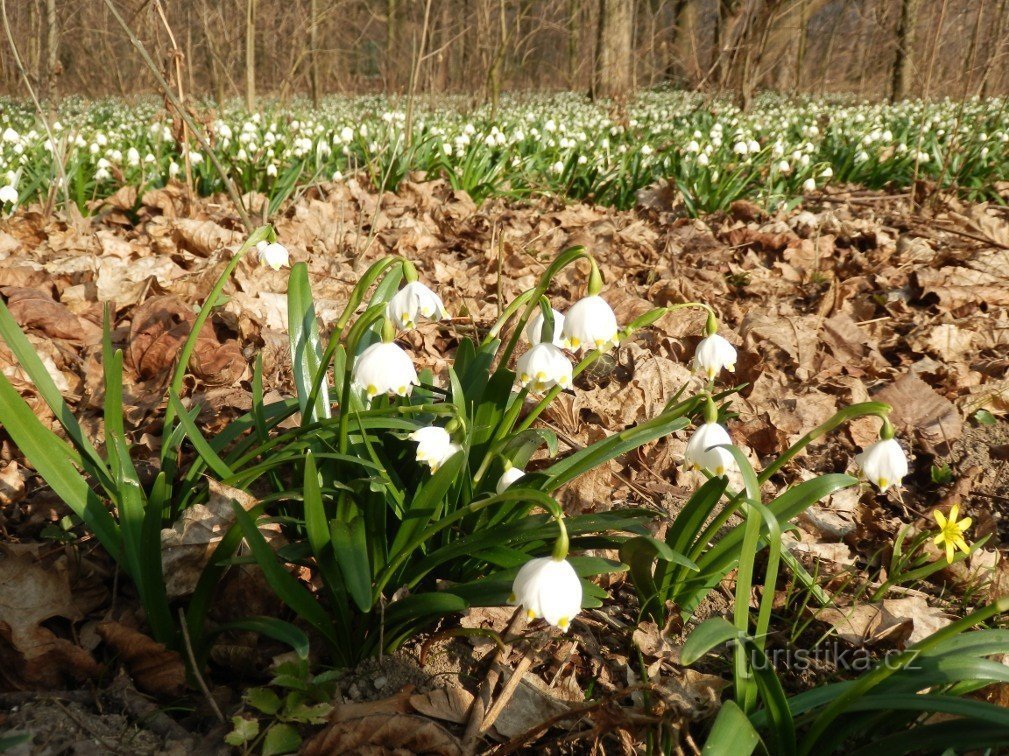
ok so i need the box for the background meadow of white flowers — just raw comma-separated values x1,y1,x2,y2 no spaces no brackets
0,91,1006,216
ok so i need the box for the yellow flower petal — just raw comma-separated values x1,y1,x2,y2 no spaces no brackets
949,504,959,522
933,510,947,528
957,516,972,531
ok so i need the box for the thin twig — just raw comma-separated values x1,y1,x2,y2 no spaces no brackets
100,0,254,232
178,607,225,724
479,652,534,736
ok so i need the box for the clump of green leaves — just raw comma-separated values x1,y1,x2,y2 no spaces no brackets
225,656,338,755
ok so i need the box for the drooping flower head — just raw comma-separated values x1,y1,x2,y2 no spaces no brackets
351,340,418,399
525,308,565,347
496,465,526,494
855,437,908,493
387,281,447,331
684,421,736,477
694,333,737,380
410,426,461,473
515,343,572,393
256,241,290,271
561,295,619,353
510,556,582,632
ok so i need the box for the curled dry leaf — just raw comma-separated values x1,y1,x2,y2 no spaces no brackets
302,713,463,756
128,295,246,385
2,286,87,341
874,372,963,451
161,480,277,599
172,218,243,258
0,545,103,689
96,621,187,699
815,596,950,647
409,687,474,724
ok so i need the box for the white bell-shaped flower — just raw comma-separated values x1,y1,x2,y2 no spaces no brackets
256,241,290,270
854,438,908,492
525,308,565,347
516,343,572,393
561,295,619,353
0,185,17,205
496,466,526,494
387,281,447,330
410,426,461,473
694,333,737,379
684,422,735,476
352,341,418,398
510,556,582,632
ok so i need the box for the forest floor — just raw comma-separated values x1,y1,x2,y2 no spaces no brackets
0,178,1007,754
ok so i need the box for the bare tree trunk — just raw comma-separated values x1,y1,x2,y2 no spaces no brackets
593,0,633,99
980,0,1008,97
245,0,256,110
795,0,809,91
309,0,319,105
44,0,56,107
890,0,921,101
386,0,399,92
567,0,580,88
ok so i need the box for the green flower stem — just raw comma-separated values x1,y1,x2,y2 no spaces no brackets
551,514,570,561
587,257,603,296
756,401,892,485
163,225,273,440
473,386,530,485
498,246,588,368
332,256,402,338
483,288,536,346
374,489,564,598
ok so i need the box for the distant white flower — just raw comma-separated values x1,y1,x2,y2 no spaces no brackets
694,333,737,379
684,422,735,476
803,178,816,192
733,141,749,156
525,308,565,347
510,556,582,632
561,295,619,353
410,426,461,473
855,438,908,492
256,241,289,270
697,152,710,166
0,185,17,205
352,341,418,398
516,343,572,393
550,160,565,174
387,281,447,330
496,466,526,494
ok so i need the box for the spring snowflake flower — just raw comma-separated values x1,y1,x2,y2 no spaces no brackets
516,343,572,393
854,437,908,492
496,466,526,494
525,308,565,347
410,426,461,473
510,556,582,632
0,185,17,205
256,241,290,270
694,333,737,379
933,504,972,564
352,341,418,399
803,178,816,192
684,422,735,477
387,281,447,330
561,295,619,353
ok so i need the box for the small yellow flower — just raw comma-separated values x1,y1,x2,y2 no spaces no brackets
933,504,972,564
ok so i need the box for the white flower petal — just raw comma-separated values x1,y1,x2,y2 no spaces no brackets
561,295,619,353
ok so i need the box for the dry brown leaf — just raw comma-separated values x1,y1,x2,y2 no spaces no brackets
0,460,25,505
816,596,950,646
409,687,474,724
874,373,963,450
3,287,87,341
96,621,187,698
161,480,266,599
303,713,463,756
172,218,243,257
0,545,102,688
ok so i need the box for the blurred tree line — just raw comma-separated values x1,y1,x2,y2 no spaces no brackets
1,0,1005,105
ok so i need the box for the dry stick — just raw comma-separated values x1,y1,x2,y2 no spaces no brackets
460,607,527,754
479,652,534,735
153,0,195,208
178,607,226,724
0,0,70,212
100,0,254,233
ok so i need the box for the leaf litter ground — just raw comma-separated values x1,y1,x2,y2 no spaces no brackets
0,179,1007,753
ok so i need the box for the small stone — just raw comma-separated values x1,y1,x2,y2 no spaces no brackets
374,676,387,690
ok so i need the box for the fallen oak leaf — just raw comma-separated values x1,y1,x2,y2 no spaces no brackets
97,621,187,699
303,713,462,756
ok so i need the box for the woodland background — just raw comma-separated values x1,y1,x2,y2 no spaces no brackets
2,0,1006,108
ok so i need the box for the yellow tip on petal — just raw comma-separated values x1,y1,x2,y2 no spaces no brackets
877,478,888,490
366,385,379,396
526,609,537,620
557,617,570,631
508,593,516,603
715,466,725,476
